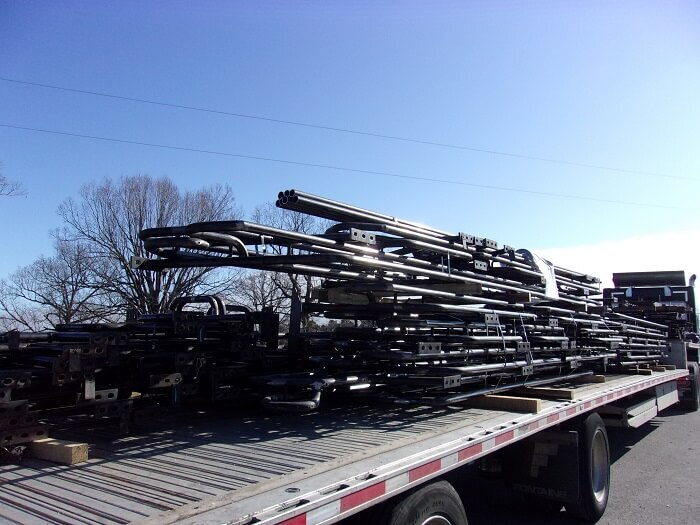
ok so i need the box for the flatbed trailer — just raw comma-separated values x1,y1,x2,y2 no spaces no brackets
0,368,689,525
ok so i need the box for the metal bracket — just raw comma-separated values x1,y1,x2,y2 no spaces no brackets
442,375,461,389
459,233,475,247
149,373,183,389
0,413,37,431
484,313,500,326
0,372,31,389
349,228,376,245
0,425,48,446
517,342,531,352
53,371,81,386
473,260,489,272
84,376,96,401
79,389,119,404
130,255,147,269
94,400,133,420
0,400,29,418
418,342,442,354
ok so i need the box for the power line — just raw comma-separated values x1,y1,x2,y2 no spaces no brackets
0,123,688,211
0,76,693,182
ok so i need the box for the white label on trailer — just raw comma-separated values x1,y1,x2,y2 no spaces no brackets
442,452,459,468
385,472,410,493
307,500,341,525
482,437,496,451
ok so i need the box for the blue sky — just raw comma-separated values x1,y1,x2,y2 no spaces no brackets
1,1,698,282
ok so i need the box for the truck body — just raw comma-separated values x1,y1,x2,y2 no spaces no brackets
604,270,699,409
2,190,698,524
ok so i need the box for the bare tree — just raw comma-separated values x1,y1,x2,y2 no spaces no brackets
232,270,288,314
0,239,111,330
0,166,24,196
57,175,241,315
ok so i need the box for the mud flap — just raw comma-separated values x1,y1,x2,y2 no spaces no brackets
503,430,580,503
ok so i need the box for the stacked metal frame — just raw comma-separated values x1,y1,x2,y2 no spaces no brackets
135,188,668,409
1,189,673,442
603,271,698,342
0,302,281,445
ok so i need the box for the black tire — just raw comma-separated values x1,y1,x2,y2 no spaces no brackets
565,413,610,523
380,480,468,525
681,362,700,411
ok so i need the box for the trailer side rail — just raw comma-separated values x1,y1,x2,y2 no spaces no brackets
155,369,686,525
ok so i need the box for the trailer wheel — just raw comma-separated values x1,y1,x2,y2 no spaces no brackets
565,413,610,522
681,362,700,411
380,480,468,525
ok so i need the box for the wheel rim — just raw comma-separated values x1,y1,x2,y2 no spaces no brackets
420,515,453,525
591,429,609,502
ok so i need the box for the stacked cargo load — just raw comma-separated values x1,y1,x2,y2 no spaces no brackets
0,303,280,445
136,188,668,409
0,189,674,441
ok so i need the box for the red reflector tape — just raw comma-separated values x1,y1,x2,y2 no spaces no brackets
566,408,577,416
547,414,559,424
495,430,514,446
279,514,307,525
409,459,441,482
340,482,386,512
458,442,483,461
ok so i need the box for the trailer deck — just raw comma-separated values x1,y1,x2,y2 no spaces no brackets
0,369,686,525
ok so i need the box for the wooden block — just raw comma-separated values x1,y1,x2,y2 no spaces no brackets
466,394,542,413
516,386,576,400
652,366,667,372
637,369,654,376
578,374,607,384
30,438,88,465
